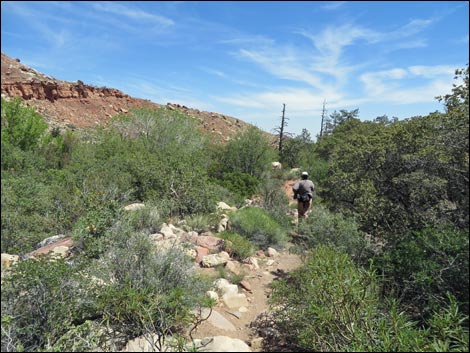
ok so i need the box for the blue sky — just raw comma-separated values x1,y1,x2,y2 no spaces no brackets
1,1,469,138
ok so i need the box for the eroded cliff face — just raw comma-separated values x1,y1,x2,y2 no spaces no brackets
1,52,258,142
1,80,128,101
1,52,161,129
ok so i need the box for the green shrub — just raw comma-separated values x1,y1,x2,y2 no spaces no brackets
217,231,255,261
377,226,469,320
184,212,219,233
1,258,98,352
209,125,277,201
1,174,60,253
229,207,286,248
93,225,213,351
105,107,217,216
213,171,259,199
1,98,47,151
257,174,291,227
268,246,382,351
268,246,469,352
426,294,469,352
296,205,374,263
121,203,163,234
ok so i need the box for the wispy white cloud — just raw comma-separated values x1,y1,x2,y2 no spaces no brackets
390,18,436,38
91,2,174,27
237,48,325,90
219,35,275,46
120,78,213,111
215,87,342,112
200,67,227,78
408,65,456,78
223,14,448,123
321,1,347,11
360,65,455,103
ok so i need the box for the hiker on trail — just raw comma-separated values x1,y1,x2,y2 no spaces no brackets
292,171,315,220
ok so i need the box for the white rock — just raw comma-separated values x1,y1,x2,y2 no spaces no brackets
197,336,251,352
122,203,145,211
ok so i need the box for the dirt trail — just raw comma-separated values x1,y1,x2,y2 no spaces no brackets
283,179,297,207
191,247,302,347
190,180,303,350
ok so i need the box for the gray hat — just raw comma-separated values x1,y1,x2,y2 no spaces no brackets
301,171,308,176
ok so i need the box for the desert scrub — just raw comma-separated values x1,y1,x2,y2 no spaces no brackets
268,246,469,352
217,231,255,261
229,207,287,249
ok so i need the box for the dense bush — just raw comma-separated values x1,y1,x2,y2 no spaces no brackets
1,258,98,352
212,171,259,200
209,126,277,200
93,223,213,351
229,207,287,249
377,226,469,320
257,174,291,227
1,216,214,352
295,205,375,264
1,98,47,152
183,212,220,233
217,231,255,261
268,246,469,352
1,105,221,253
1,174,69,253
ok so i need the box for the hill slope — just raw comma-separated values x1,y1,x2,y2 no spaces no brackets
1,52,255,142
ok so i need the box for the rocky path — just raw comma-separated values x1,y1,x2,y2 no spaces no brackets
185,180,303,351
190,244,302,351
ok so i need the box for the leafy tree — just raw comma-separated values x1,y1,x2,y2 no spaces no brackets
210,126,276,199
221,125,276,178
280,129,314,168
322,108,359,136
1,98,47,151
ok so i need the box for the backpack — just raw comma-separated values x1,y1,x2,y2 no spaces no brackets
298,193,311,202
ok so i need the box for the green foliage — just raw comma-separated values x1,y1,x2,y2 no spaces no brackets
105,107,217,216
427,294,469,352
94,224,212,350
436,65,469,119
268,246,469,352
217,231,255,261
1,173,73,254
296,205,374,264
257,174,291,227
47,320,107,352
184,212,219,233
269,246,382,351
319,111,467,237
1,258,98,352
72,208,118,259
122,204,164,234
213,171,259,199
39,129,77,169
229,207,286,248
209,126,277,199
1,98,47,151
377,227,469,320
280,136,306,168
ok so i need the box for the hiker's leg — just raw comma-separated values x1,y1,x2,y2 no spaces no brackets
297,201,302,219
298,201,306,219
303,200,311,218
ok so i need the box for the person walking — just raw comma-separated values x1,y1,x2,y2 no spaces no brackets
292,171,315,220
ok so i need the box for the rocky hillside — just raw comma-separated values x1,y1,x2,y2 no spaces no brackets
1,52,254,142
